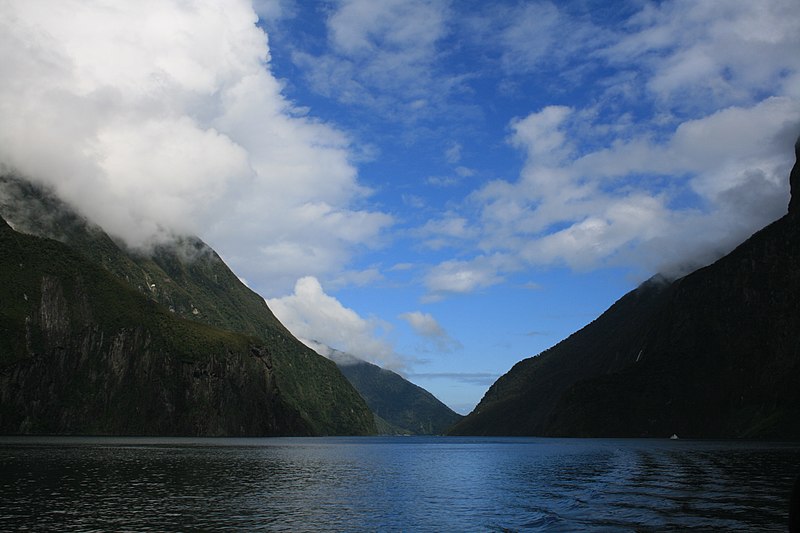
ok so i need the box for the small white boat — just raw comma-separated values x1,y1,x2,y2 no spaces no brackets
670,434,679,440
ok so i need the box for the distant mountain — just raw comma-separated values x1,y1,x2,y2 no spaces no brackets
0,176,375,436
450,140,800,439
326,349,462,435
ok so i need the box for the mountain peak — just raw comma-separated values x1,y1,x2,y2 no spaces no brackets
790,135,800,215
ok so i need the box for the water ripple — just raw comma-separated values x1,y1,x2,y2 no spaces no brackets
0,436,797,531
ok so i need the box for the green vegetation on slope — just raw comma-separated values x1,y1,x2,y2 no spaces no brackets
0,215,311,435
329,350,462,435
0,176,376,436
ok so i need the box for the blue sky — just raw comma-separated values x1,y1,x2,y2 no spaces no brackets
1,0,799,413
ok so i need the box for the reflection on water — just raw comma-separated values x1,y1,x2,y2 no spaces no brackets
1,436,797,531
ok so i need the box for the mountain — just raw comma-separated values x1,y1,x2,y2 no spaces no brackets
450,140,800,439
326,349,462,435
0,176,376,436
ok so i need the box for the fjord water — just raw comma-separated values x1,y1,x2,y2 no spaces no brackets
1,437,797,531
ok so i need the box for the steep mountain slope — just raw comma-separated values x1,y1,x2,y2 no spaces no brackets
0,215,310,435
0,176,376,436
328,350,462,435
450,141,800,439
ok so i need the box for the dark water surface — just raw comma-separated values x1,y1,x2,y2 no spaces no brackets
1,436,798,531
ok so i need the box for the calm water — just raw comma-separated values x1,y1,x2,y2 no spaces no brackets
1,436,798,531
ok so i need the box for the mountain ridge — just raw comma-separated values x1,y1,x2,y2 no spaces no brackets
449,139,800,439
324,347,463,435
0,214,312,435
0,176,376,436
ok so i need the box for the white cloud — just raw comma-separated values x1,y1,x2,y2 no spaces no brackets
470,98,799,277
445,142,462,163
399,311,443,337
417,2,800,297
252,0,295,22
465,1,606,76
604,0,800,109
399,311,462,352
455,166,475,178
423,255,512,300
0,0,392,296
509,105,574,174
328,0,446,70
497,2,562,70
425,175,460,187
267,276,403,369
415,214,476,250
292,0,453,118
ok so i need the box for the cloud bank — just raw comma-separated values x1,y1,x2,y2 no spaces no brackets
267,276,402,369
418,0,800,298
0,0,391,296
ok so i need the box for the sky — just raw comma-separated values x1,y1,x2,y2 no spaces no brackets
1,0,799,414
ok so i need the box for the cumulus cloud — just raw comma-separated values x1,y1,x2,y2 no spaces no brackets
434,99,798,287
423,254,513,300
399,311,462,353
267,276,403,369
418,1,800,297
0,0,391,296
603,0,800,109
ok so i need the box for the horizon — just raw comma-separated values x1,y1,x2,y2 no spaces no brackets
1,0,799,413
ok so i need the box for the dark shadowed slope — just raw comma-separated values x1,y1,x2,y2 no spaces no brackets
450,140,800,439
0,215,311,435
327,349,462,435
0,176,375,436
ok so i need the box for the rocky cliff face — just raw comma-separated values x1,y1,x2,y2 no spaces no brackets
0,178,376,435
450,139,800,439
0,217,309,435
